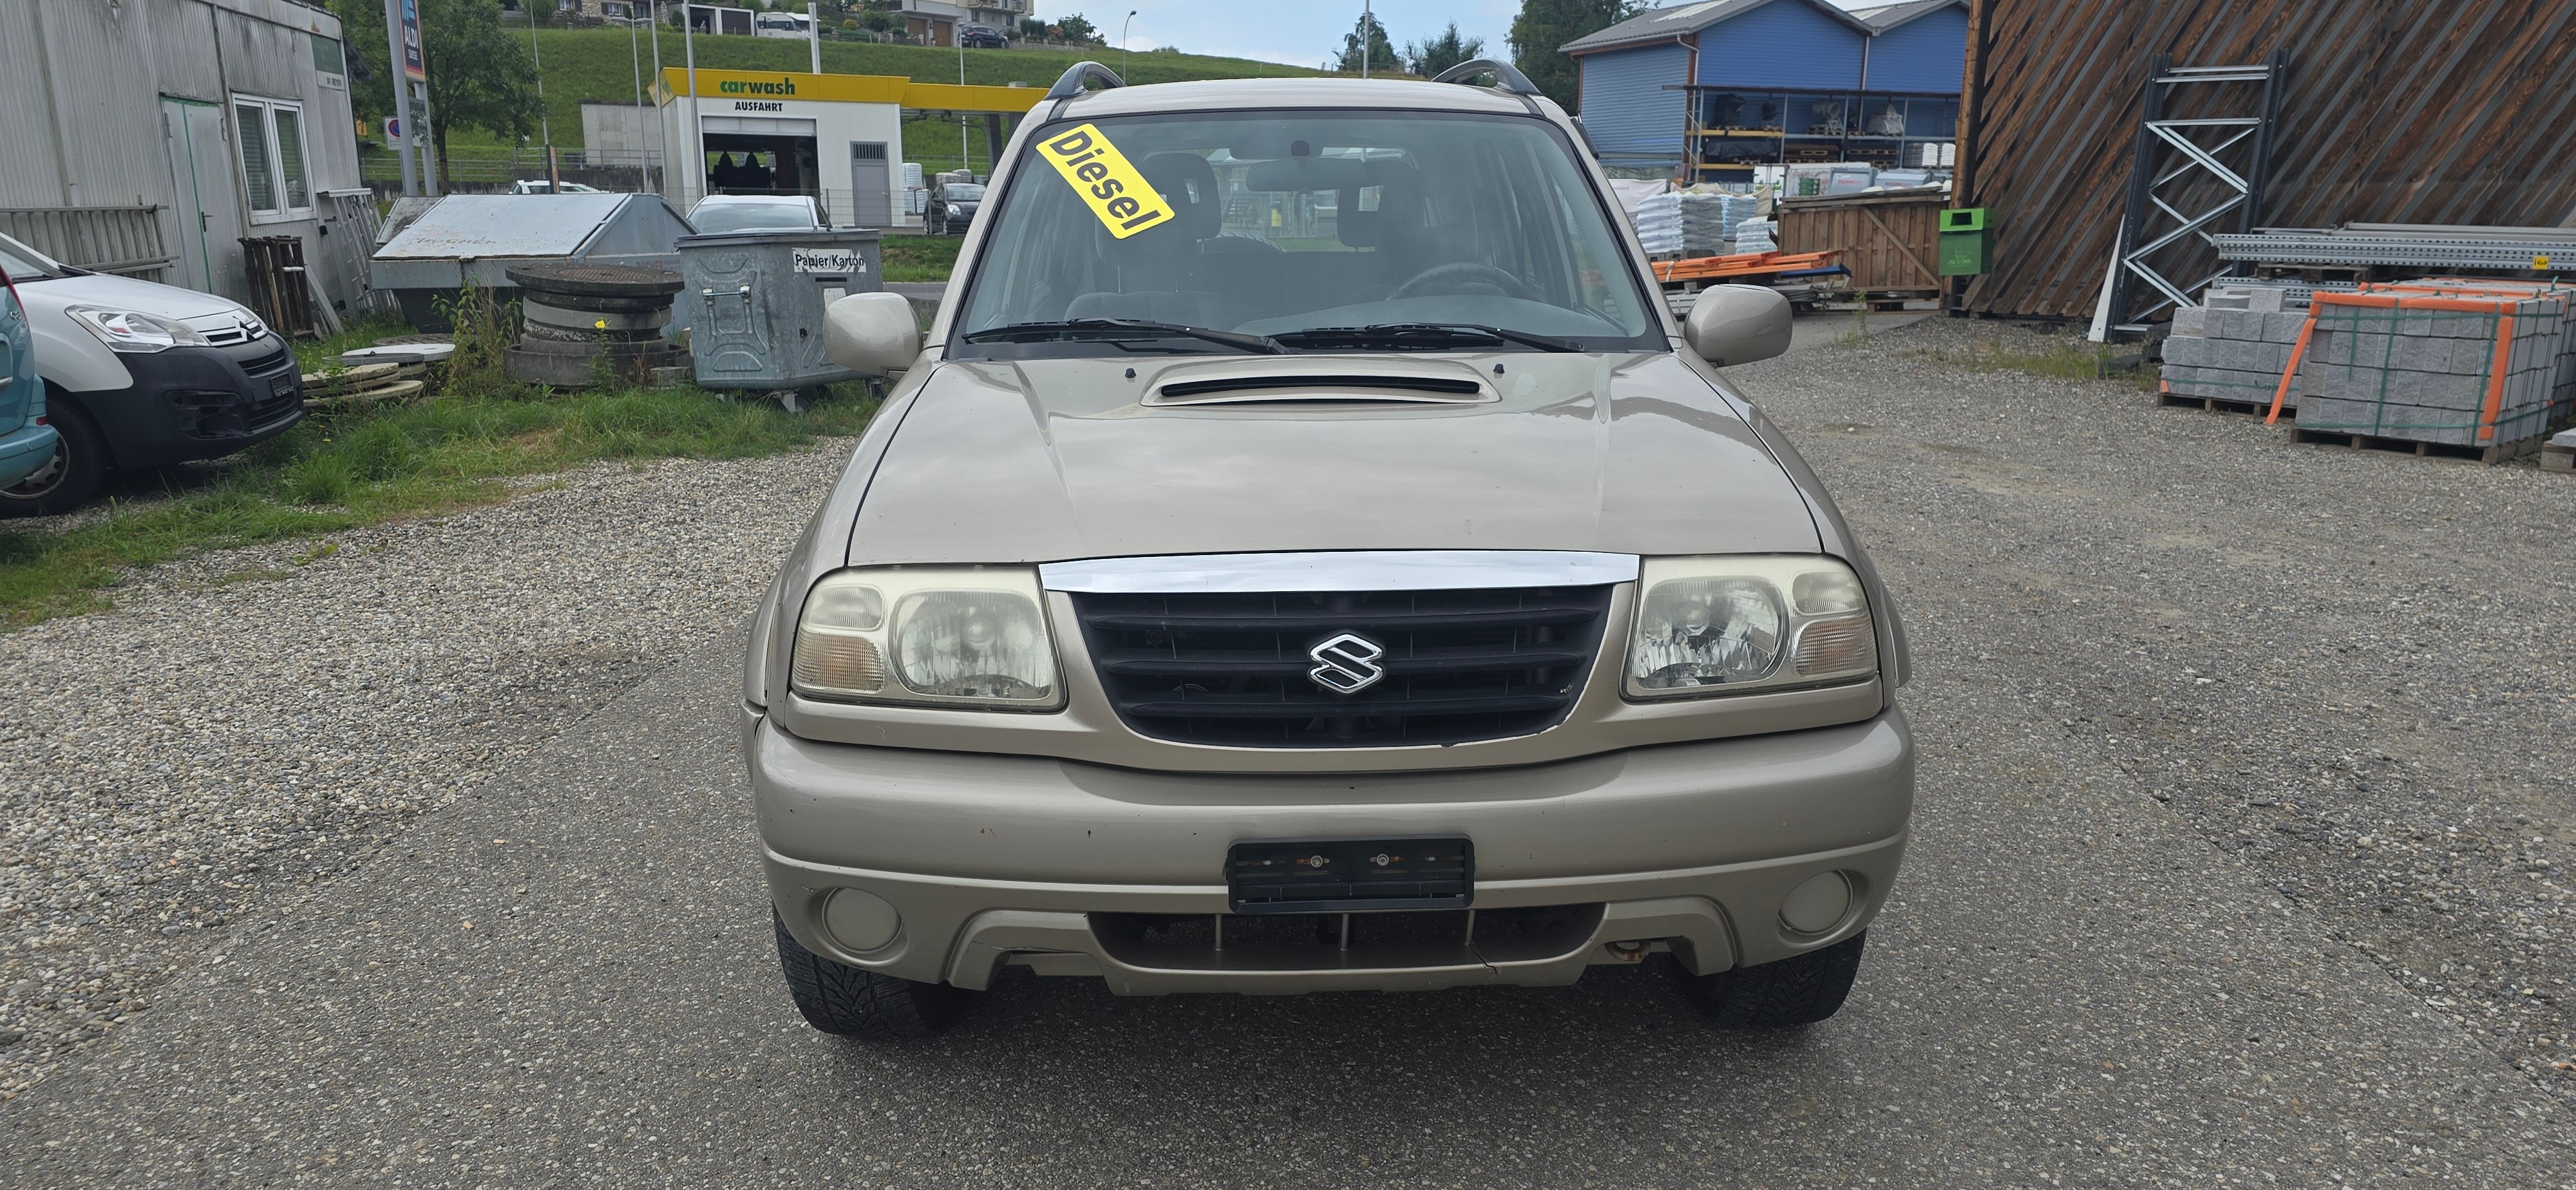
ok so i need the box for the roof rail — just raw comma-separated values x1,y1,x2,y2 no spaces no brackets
1045,61,1127,101
1429,58,1542,97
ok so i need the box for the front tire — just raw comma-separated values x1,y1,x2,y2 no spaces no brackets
0,395,108,518
772,911,969,1039
1681,931,1867,1028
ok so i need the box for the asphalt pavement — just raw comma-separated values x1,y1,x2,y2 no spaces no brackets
5,321,2573,1187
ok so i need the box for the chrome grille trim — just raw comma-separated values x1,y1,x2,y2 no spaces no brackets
1040,550,1640,594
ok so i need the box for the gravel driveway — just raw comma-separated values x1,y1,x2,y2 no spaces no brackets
0,442,857,1099
1770,318,2576,1099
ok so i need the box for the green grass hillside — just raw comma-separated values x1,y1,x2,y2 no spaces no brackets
480,29,1323,176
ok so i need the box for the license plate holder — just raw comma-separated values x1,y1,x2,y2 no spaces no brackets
1226,836,1472,914
269,370,298,397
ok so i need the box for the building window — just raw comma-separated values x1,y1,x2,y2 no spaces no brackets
233,97,312,219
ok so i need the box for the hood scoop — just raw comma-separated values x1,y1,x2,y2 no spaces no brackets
1144,357,1497,407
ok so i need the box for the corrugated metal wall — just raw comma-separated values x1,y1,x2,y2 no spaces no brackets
1695,0,1865,90
1,0,171,210
1578,42,1692,167
1958,0,2576,319
1863,7,1970,92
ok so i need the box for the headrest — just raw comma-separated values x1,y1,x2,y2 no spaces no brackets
1135,153,1222,241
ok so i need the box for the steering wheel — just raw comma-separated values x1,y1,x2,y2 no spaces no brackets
1387,261,1540,302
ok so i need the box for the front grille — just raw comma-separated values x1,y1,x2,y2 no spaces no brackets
1071,585,1615,748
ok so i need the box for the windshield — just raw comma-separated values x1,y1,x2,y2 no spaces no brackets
691,202,817,234
942,185,987,201
0,233,66,281
952,109,1662,356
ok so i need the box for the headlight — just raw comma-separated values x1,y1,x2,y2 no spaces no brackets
948,204,965,217
1625,556,1877,700
792,567,1061,709
65,307,213,353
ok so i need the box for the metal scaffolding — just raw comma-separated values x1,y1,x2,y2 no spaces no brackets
2104,50,2290,336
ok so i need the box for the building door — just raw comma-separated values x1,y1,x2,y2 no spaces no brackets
160,97,242,298
849,142,891,228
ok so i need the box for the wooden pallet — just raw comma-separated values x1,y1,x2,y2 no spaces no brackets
2288,425,2543,464
2158,390,2294,418
301,360,433,408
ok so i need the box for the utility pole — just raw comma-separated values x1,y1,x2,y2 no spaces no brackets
531,9,556,191
383,0,417,196
958,27,967,175
1360,0,1371,79
628,3,649,194
647,0,663,196
808,1,821,74
683,2,703,204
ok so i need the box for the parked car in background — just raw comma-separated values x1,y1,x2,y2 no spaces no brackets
507,180,605,194
0,265,58,491
754,10,812,37
958,24,1009,48
926,182,984,236
753,67,1913,1039
688,194,827,235
0,232,302,517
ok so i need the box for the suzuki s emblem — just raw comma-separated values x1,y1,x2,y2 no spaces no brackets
1307,632,1387,695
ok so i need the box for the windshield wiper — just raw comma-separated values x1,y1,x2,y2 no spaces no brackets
1271,323,1584,353
961,318,1285,354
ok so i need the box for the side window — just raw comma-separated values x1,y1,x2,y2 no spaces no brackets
232,97,312,220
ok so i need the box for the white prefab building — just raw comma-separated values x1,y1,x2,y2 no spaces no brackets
0,0,370,313
655,68,1040,228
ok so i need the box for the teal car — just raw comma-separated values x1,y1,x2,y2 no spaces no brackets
0,269,57,490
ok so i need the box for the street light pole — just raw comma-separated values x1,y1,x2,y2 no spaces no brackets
1121,9,1136,79
530,5,556,190
1359,0,1371,79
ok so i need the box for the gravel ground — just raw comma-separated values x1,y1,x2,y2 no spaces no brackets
1752,317,2576,1100
0,441,856,1099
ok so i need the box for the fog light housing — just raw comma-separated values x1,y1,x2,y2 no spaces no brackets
1780,871,1852,935
823,887,902,952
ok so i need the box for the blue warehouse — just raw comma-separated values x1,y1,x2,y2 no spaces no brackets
1564,0,1969,180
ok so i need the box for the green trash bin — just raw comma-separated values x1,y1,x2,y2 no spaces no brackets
1939,207,1992,277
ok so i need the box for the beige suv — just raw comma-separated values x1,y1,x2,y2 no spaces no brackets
745,61,1913,1039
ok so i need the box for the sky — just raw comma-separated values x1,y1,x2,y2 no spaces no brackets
1103,0,1886,71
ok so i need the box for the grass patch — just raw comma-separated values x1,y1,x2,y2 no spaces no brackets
1908,335,2164,392
0,380,880,630
880,237,961,283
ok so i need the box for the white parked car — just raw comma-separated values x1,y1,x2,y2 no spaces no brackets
687,194,827,235
0,232,301,516
507,180,605,194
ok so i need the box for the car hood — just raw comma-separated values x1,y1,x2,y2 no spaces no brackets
844,351,1821,565
17,271,261,333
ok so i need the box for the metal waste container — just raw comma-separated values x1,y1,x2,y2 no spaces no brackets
675,229,883,393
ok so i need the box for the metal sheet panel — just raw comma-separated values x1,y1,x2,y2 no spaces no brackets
0,1,68,206
1861,4,1968,93
1696,0,1868,91
142,0,225,101
1958,0,2576,318
17,0,172,211
1577,43,1692,165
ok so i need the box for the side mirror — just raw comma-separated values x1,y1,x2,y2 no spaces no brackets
1681,284,1792,367
824,291,922,376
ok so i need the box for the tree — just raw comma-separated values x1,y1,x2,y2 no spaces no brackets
1053,14,1102,44
331,0,542,178
1403,22,1485,78
1508,0,1643,111
1332,10,1397,75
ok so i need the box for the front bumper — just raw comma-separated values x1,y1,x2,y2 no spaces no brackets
752,706,1914,993
62,337,303,470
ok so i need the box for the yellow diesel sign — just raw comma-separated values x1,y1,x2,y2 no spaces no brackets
1032,123,1173,238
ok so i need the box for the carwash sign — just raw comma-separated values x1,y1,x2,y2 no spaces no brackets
717,77,799,97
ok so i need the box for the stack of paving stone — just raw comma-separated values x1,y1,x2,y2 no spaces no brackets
2159,287,2308,410
2294,285,2575,451
502,261,686,388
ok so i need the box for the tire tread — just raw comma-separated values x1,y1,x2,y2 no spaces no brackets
1684,931,1867,1028
772,911,966,1040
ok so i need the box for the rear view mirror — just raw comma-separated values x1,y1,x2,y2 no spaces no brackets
823,292,922,376
1681,285,1792,367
